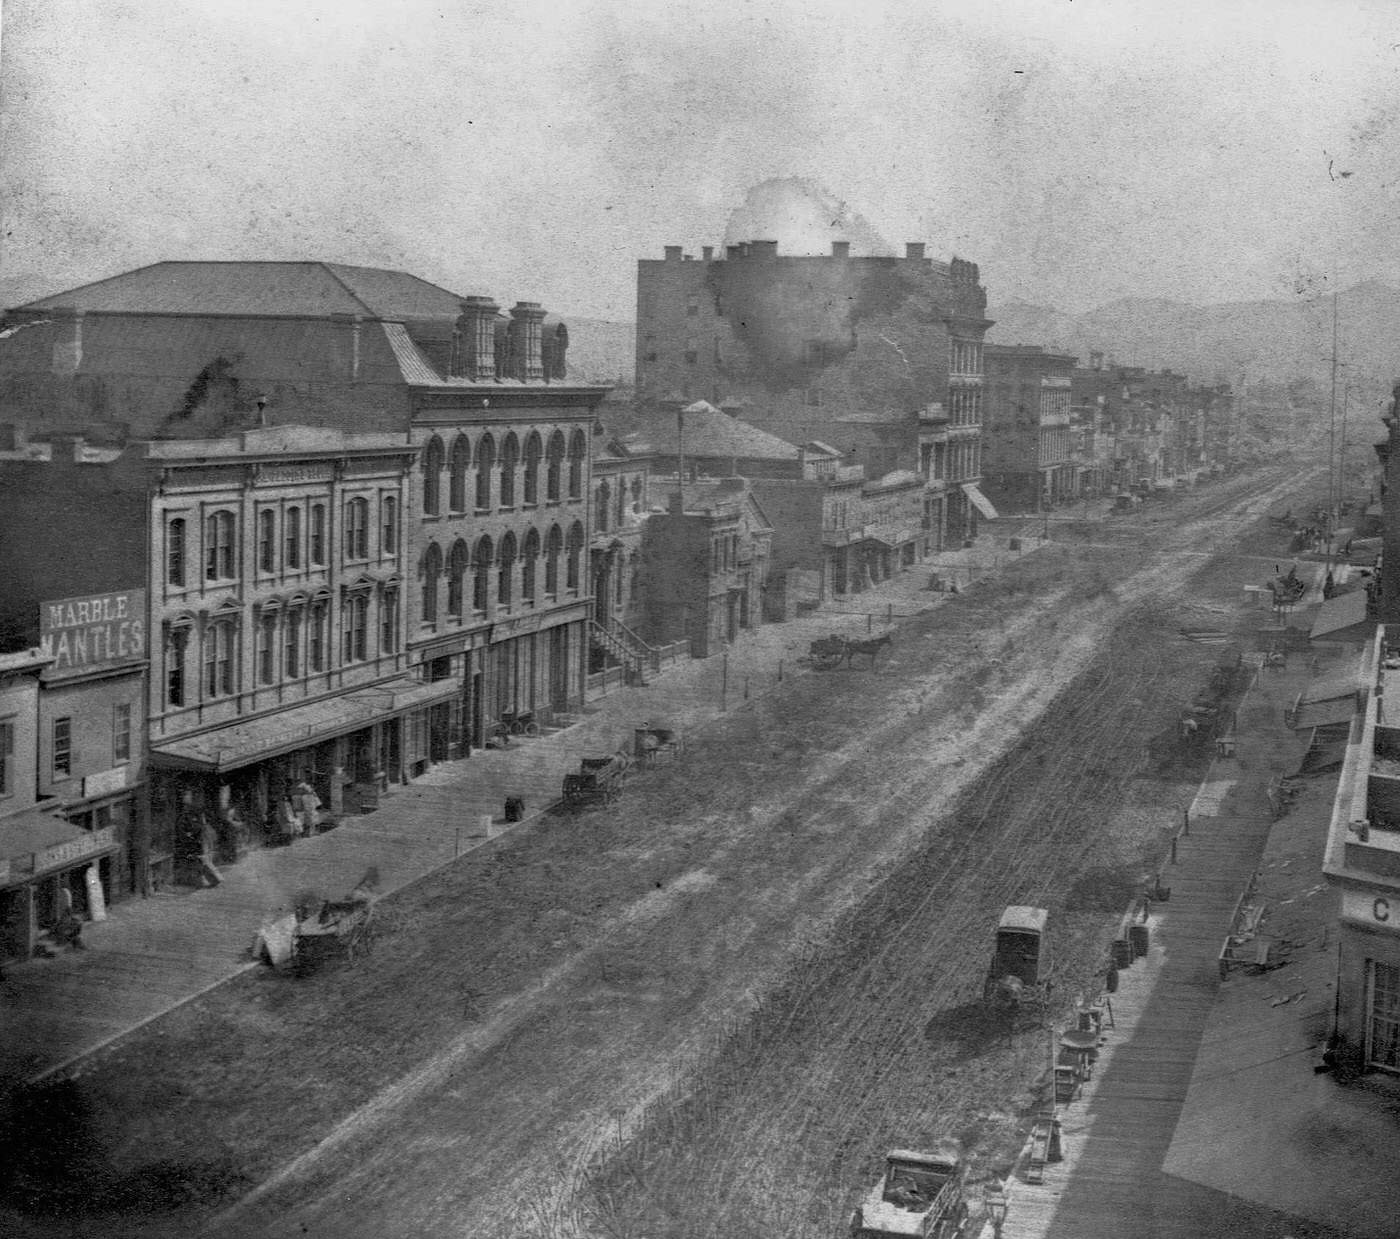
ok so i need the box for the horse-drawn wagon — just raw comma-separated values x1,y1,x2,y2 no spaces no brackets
292,892,376,975
562,751,633,808
809,635,847,670
983,905,1052,1011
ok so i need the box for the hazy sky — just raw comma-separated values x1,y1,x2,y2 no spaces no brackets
2,0,1398,319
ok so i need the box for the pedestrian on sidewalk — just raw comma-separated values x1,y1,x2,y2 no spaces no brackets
197,813,222,888
294,781,322,837
275,795,299,846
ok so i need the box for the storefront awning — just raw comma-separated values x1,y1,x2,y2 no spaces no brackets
1309,591,1374,645
2,808,119,888
961,483,1000,520
150,676,461,773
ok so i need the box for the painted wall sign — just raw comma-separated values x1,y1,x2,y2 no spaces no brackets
1341,886,1400,931
40,589,147,677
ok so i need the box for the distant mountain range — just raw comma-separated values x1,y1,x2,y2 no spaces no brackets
986,282,1400,389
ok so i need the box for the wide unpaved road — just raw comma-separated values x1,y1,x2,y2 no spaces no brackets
182,464,1317,1239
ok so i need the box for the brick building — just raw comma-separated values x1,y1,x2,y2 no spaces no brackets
634,240,993,545
983,344,1078,512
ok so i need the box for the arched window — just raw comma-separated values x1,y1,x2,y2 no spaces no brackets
258,509,277,572
596,480,611,532
344,497,369,560
257,608,278,683
630,476,643,513
546,431,565,502
166,518,186,587
447,539,468,618
342,592,369,664
164,619,191,706
284,507,301,569
568,429,587,499
423,436,445,516
497,531,517,609
472,536,493,613
449,435,470,513
566,520,584,591
380,585,400,654
204,510,235,581
616,478,627,527
545,525,562,597
475,433,495,511
420,542,442,626
308,594,329,672
309,504,327,566
524,432,543,505
500,433,519,508
521,527,540,603
283,607,302,678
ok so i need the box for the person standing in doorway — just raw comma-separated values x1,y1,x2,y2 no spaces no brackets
197,813,222,887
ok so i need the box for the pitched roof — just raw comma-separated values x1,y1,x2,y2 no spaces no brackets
650,401,801,461
14,261,467,321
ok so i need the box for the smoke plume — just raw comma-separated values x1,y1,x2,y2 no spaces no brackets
722,178,892,257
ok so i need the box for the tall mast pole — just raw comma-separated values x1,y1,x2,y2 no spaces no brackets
1327,289,1339,571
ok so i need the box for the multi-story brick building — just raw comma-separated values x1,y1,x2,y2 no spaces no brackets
983,344,1078,512
634,240,993,545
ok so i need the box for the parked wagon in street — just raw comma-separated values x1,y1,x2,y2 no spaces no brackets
983,905,1052,1011
562,751,633,808
292,892,376,976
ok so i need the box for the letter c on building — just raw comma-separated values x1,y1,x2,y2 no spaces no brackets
1376,897,1391,923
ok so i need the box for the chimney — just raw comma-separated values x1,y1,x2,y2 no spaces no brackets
457,296,501,381
701,246,713,261
726,245,742,260
905,243,926,260
508,302,547,382
748,240,779,259
51,306,83,375
664,245,683,261
832,241,851,258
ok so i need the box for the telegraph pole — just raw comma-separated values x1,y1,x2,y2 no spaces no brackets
1326,291,1340,572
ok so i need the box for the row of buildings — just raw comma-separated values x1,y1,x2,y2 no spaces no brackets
0,241,1234,963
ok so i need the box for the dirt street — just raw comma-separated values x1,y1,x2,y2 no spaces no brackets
0,464,1321,1239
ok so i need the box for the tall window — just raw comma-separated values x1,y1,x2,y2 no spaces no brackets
423,436,445,516
52,717,72,779
566,521,584,591
204,619,237,698
473,536,493,612
449,436,470,513
629,551,641,606
113,703,132,763
521,528,539,603
167,518,186,587
545,525,562,597
381,587,400,654
546,432,565,502
630,476,642,513
421,542,442,626
568,430,586,500
165,623,189,707
499,433,518,508
310,504,327,566
447,540,468,618
524,432,542,505
284,507,302,569
257,612,277,684
284,609,302,678
616,478,627,526
0,719,12,795
258,509,277,572
343,594,368,663
308,600,328,672
497,531,516,609
344,497,369,560
204,510,236,581
596,480,611,532
475,434,495,511
380,496,398,556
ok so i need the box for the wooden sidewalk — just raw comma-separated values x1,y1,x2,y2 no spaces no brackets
998,655,1316,1239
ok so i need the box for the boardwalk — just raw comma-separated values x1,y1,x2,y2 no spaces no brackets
999,650,1325,1239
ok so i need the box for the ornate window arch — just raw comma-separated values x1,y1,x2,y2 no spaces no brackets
475,433,496,511
546,431,565,502
473,535,494,613
420,541,443,625
521,527,540,603
524,431,543,505
566,520,584,592
567,429,587,500
497,531,517,609
500,432,519,508
596,479,611,532
544,524,563,597
447,539,469,618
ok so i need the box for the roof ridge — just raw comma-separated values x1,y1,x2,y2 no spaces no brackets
316,262,377,317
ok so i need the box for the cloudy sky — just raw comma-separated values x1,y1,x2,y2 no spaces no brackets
1,0,1397,319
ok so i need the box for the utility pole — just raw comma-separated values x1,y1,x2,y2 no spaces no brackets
1326,290,1340,573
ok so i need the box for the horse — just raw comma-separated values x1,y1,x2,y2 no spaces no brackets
844,633,893,668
